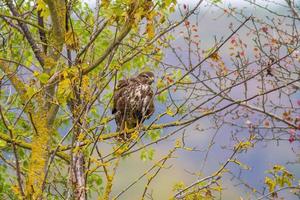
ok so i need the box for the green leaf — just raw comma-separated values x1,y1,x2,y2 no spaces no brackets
38,73,50,84
147,130,161,141
157,91,167,103
148,148,155,160
211,0,222,4
25,86,35,98
156,79,165,89
140,148,155,161
140,149,147,161
34,71,50,84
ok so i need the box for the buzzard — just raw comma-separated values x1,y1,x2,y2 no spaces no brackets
112,71,155,141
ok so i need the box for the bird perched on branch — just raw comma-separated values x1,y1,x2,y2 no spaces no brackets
112,71,155,141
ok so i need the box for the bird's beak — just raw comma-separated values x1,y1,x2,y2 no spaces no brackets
150,77,154,84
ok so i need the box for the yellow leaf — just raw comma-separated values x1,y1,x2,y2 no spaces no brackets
57,78,72,105
235,141,253,151
159,15,166,23
287,47,293,54
183,147,193,151
172,181,185,191
174,139,181,148
146,22,155,39
169,4,176,13
77,133,85,141
72,145,80,154
100,117,109,124
265,177,276,192
212,185,222,192
37,0,49,18
81,75,90,100
130,131,139,140
44,57,56,69
133,7,144,24
11,184,21,197
166,107,175,116
210,52,221,62
33,71,39,77
64,31,80,50
273,165,285,172
230,159,250,170
101,0,110,7
0,139,7,148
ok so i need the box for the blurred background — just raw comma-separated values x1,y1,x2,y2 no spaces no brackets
83,0,300,199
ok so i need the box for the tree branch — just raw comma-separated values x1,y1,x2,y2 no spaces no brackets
5,0,45,66
0,60,28,104
0,130,69,162
0,13,48,32
83,23,132,74
76,20,108,60
44,0,66,60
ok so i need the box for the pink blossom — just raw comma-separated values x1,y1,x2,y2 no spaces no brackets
289,135,295,143
288,129,296,136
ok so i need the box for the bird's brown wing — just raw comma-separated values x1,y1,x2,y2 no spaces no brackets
112,77,140,114
141,87,155,120
145,99,155,119
112,79,129,114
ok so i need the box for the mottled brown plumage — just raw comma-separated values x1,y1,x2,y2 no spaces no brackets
112,72,155,141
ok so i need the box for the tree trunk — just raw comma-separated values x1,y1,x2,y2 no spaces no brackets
25,112,52,199
70,102,88,200
71,149,86,200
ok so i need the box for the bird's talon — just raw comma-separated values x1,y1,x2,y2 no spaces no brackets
123,121,129,133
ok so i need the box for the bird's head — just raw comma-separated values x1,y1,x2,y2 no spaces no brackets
137,71,155,85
